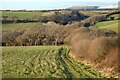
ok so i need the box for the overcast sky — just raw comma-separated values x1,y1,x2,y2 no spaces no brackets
0,0,119,10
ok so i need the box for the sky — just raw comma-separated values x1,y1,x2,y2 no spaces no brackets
0,0,119,10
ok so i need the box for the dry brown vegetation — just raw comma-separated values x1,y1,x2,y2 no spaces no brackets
2,21,79,46
69,27,119,75
2,29,25,46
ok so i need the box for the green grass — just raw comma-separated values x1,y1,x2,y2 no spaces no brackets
2,22,43,31
107,14,119,20
2,11,46,20
95,20,118,32
80,10,116,17
2,46,106,78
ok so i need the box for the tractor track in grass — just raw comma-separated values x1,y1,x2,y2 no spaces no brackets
2,46,106,78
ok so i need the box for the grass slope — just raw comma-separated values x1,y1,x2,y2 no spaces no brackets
95,20,118,32
2,11,45,20
2,46,106,78
107,14,119,20
2,22,43,31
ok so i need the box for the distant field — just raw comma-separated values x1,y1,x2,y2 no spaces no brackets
107,14,119,20
2,22,43,31
2,46,106,78
2,11,46,20
80,10,115,17
95,20,118,32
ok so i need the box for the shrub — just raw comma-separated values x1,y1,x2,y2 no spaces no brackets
15,23,66,46
70,27,119,75
110,17,115,20
88,37,119,74
70,27,117,57
15,25,47,46
88,37,117,62
2,29,25,46
82,15,107,27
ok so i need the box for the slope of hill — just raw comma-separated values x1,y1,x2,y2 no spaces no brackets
68,6,98,10
2,11,45,20
95,20,118,32
2,46,106,78
2,22,43,31
68,5,118,10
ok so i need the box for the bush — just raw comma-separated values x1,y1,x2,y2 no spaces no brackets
70,27,119,75
2,29,25,46
15,23,66,46
88,37,117,62
15,25,47,46
82,15,107,27
88,37,119,74
110,17,115,20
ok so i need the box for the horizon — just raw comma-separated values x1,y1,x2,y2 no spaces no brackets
1,0,119,10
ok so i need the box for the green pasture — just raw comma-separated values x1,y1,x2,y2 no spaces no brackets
2,22,43,31
2,11,45,20
95,20,118,32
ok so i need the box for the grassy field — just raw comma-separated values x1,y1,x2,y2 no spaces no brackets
107,14,119,20
2,11,46,20
95,20,118,32
2,22,43,31
80,10,116,17
2,46,106,78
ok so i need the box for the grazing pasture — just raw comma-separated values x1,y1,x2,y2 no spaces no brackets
2,11,45,20
95,20,118,32
2,22,43,31
107,14,119,20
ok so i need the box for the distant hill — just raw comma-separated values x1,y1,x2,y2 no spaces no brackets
98,5,118,9
68,6,99,10
67,5,118,10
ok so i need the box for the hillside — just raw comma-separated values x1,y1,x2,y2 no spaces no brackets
68,5,118,10
2,11,45,20
68,6,98,10
2,22,43,31
2,46,106,78
95,20,118,32
2,10,119,78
